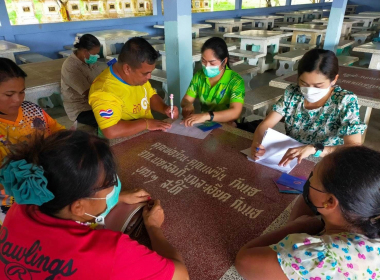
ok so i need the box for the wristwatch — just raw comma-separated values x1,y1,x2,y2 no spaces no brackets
208,111,214,122
313,143,324,157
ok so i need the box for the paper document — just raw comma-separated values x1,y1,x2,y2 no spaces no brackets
241,128,304,173
165,119,212,139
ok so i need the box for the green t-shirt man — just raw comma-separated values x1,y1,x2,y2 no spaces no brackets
185,66,245,112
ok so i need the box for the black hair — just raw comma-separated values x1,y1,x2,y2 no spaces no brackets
321,146,380,239
2,130,117,216
73,34,101,51
0,58,27,84
201,37,231,69
298,49,339,81
118,37,160,69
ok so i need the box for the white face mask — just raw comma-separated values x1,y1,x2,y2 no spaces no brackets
300,85,332,103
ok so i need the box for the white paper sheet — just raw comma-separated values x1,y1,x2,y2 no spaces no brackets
241,128,304,173
165,119,212,139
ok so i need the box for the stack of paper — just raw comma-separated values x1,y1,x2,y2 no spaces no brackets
165,119,213,139
241,128,304,173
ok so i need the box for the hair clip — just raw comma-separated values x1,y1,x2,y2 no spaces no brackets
0,159,54,206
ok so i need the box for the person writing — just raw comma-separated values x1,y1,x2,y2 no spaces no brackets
251,49,366,166
181,37,245,127
235,146,380,280
0,58,64,223
89,37,179,139
0,130,189,280
61,34,106,128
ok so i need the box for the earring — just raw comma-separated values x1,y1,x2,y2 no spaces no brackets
323,203,328,208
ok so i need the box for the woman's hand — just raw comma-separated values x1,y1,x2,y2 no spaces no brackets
119,189,150,204
143,199,164,229
181,105,195,119
251,142,266,160
182,113,209,127
279,145,316,166
165,106,179,120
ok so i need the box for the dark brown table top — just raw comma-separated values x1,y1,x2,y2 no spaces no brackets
111,126,314,280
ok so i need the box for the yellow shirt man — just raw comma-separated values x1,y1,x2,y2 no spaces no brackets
87,37,179,139
89,65,156,131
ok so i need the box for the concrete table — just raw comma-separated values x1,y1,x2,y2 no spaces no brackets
273,49,308,76
280,24,327,47
154,43,237,71
76,29,149,58
110,122,315,280
346,5,359,15
312,18,361,39
269,66,380,142
0,40,30,62
241,16,283,30
353,42,380,70
344,15,380,28
205,18,252,33
224,30,293,73
282,12,305,24
153,24,212,38
359,12,380,16
297,9,324,21
21,58,108,106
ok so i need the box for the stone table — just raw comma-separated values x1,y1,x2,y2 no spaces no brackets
153,24,212,38
282,12,306,24
241,15,283,30
223,30,292,73
297,9,324,21
353,42,380,70
344,15,380,28
0,40,30,62
153,43,237,71
312,18,361,39
269,66,380,141
280,24,327,46
205,18,252,33
21,58,108,106
110,123,315,280
346,4,359,15
76,29,149,58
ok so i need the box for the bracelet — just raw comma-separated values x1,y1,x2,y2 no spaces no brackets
145,119,149,130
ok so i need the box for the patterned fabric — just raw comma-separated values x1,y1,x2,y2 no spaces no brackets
271,232,380,280
89,65,156,130
272,84,366,146
61,52,104,121
185,66,245,112
0,101,64,220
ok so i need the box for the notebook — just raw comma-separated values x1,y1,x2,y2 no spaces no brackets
241,128,304,173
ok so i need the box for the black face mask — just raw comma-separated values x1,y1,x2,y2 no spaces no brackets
303,172,326,215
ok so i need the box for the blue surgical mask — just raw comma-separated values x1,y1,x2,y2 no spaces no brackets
85,53,99,65
85,177,121,225
202,59,225,78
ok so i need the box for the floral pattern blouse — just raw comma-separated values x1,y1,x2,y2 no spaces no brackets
272,84,367,146
271,232,380,280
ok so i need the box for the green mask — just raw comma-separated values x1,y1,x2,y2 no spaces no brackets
202,59,225,78
85,54,99,65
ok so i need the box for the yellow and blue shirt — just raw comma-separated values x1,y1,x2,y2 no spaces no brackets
89,65,156,130
185,66,245,112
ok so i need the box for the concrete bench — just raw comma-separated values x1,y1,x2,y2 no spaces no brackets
351,31,372,44
17,53,52,64
232,63,259,90
229,49,266,71
273,50,308,76
337,55,359,66
59,50,72,57
279,42,316,51
244,86,283,113
64,45,75,50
